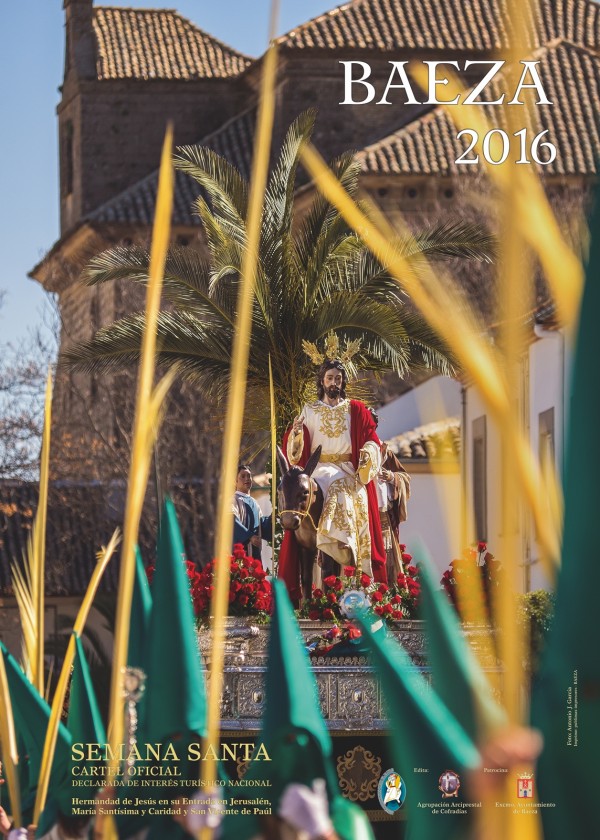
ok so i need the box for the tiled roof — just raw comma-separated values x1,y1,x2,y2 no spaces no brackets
386,418,461,460
358,40,600,176
277,0,600,53
90,107,256,225
93,7,251,80
85,4,600,226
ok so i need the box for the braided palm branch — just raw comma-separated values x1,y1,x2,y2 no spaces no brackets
62,111,494,433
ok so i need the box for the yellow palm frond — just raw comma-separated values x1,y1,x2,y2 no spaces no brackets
33,528,121,823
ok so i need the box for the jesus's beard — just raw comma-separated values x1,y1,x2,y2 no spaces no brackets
326,385,341,399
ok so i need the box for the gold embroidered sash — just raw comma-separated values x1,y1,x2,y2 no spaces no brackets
318,452,353,464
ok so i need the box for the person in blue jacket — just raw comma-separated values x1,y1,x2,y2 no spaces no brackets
233,464,272,564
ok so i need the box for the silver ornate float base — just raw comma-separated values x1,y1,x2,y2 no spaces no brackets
198,619,499,731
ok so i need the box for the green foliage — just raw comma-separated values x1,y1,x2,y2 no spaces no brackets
518,589,555,674
62,111,494,435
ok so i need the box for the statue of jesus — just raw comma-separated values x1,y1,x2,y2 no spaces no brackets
279,353,387,591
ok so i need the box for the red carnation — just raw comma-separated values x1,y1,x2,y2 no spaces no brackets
371,590,383,603
360,573,371,587
383,604,394,615
343,566,355,578
238,568,250,579
322,608,335,620
391,595,402,604
407,565,418,575
374,605,384,616
402,552,413,562
378,583,389,594
327,592,337,604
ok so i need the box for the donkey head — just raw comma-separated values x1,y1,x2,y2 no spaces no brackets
277,445,321,530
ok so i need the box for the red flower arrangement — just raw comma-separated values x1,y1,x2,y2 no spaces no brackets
440,542,503,622
302,550,420,626
147,544,272,620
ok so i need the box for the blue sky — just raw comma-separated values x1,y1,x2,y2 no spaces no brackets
0,0,336,347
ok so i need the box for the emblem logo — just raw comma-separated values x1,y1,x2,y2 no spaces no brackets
438,770,461,798
377,768,406,814
339,589,370,619
517,774,534,798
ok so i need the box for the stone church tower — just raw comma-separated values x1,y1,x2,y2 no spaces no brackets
30,1,255,560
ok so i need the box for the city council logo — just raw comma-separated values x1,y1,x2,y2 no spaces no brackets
439,770,461,798
517,774,534,799
377,769,406,814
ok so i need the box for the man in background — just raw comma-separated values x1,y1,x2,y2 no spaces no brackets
233,463,272,564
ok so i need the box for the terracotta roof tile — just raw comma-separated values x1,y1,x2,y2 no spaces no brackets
277,0,600,53
358,41,600,176
386,418,461,460
90,107,256,225
93,7,251,80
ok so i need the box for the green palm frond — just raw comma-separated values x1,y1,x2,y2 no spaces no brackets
83,245,237,325
174,145,249,221
398,220,496,263
83,245,152,286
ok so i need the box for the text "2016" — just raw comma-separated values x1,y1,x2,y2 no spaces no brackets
456,129,556,166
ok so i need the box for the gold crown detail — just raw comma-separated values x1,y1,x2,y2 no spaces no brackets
302,332,362,366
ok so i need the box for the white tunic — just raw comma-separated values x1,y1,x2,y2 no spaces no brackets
288,399,380,573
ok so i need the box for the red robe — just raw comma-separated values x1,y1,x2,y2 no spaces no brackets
278,399,387,605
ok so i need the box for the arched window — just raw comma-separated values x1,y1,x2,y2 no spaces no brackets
62,120,74,197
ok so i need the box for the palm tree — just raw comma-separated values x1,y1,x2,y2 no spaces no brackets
62,111,493,434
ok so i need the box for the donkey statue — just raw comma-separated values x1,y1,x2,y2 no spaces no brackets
277,444,340,601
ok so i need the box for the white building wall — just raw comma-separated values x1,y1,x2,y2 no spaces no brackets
399,471,462,576
529,330,566,473
527,330,568,590
463,331,570,593
376,376,462,439
464,387,503,555
374,376,463,578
